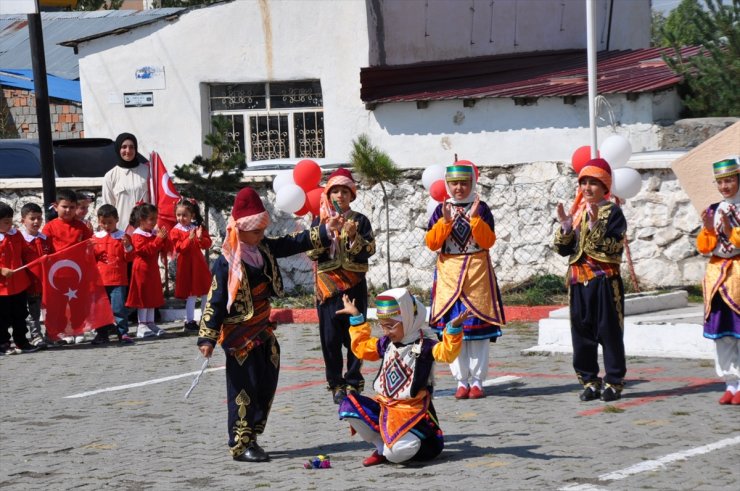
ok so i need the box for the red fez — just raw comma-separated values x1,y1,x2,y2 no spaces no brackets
232,187,266,220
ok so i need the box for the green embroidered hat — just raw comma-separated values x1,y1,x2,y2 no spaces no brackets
375,295,401,319
713,157,739,180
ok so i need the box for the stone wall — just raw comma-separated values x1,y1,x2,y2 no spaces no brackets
0,161,706,293
1,88,84,139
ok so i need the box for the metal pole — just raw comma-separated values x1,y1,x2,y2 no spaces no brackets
28,5,56,220
586,0,598,158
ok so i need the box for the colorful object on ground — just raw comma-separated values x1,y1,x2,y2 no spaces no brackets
303,455,331,469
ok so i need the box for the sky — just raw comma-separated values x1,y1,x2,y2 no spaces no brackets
652,0,683,14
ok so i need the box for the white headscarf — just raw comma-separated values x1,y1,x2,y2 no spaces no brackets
377,288,436,345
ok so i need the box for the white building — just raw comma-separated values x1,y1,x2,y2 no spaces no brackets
63,0,684,170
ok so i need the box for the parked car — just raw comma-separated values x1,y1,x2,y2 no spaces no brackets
0,138,147,178
245,157,349,172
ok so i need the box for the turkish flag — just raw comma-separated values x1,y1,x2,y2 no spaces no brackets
40,241,114,340
149,151,181,231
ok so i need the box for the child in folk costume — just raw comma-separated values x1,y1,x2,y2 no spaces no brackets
125,203,168,339
91,204,135,345
169,199,212,333
336,288,465,466
696,157,740,405
306,168,376,403
197,187,339,462
19,202,52,348
426,162,505,400
554,158,627,402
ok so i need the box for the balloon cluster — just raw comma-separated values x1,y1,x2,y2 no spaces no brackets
422,160,480,219
303,454,331,469
571,135,642,200
273,160,324,216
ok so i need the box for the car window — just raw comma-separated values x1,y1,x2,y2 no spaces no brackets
53,139,118,178
0,148,41,178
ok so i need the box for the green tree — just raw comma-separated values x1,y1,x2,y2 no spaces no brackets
650,9,667,47
173,116,246,218
74,0,123,10
662,0,740,116
657,0,704,47
349,134,400,288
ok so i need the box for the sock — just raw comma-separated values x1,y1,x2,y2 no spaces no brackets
186,296,196,322
727,381,739,394
458,381,469,389
471,378,483,389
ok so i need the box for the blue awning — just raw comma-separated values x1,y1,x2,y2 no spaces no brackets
0,68,81,103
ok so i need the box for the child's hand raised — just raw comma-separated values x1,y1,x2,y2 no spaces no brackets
556,203,570,224
718,210,732,234
196,226,203,239
442,202,453,223
701,208,715,232
451,308,473,327
335,294,360,317
468,194,480,218
327,215,345,235
343,220,357,240
1,267,14,278
157,226,168,239
121,234,131,248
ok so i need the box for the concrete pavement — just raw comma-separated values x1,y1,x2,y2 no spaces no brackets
0,321,737,490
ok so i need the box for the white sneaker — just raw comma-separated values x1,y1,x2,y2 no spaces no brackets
74,335,85,344
147,323,165,337
136,323,155,338
61,336,74,345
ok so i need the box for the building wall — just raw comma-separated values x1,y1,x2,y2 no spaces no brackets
76,0,667,171
1,87,84,139
367,0,652,66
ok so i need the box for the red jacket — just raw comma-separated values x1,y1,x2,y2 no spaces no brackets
0,228,32,296
21,229,52,295
92,230,135,286
42,218,92,252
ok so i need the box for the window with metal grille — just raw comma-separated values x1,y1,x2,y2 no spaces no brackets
208,81,324,164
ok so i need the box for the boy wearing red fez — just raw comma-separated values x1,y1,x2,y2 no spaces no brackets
306,168,376,404
197,187,341,462
554,158,627,402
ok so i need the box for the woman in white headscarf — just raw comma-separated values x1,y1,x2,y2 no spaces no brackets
335,288,467,466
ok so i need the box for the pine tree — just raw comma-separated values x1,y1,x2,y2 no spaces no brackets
349,134,400,288
662,0,740,116
173,116,246,216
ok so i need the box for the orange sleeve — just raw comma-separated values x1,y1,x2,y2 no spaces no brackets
731,227,740,248
349,322,381,361
470,216,496,250
425,218,452,251
431,330,463,363
696,228,718,254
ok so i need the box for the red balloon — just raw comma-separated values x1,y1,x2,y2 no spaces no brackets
429,179,449,202
293,160,322,192
571,146,599,174
453,159,480,180
295,197,310,217
306,187,324,216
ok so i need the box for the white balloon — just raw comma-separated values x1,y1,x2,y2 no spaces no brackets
611,167,642,199
425,198,440,220
272,171,295,193
275,184,306,214
599,135,632,169
422,164,447,190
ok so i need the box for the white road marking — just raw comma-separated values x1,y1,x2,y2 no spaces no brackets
482,375,521,387
65,366,225,399
560,435,740,490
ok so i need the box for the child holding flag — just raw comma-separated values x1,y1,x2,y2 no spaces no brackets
19,202,52,348
0,202,38,355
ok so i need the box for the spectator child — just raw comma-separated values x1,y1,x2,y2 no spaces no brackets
75,191,94,232
19,202,52,347
91,204,135,345
42,188,94,343
126,203,168,338
554,158,627,402
306,169,376,403
169,199,212,333
336,289,464,466
696,157,740,405
197,187,337,462
425,162,506,399
0,201,38,354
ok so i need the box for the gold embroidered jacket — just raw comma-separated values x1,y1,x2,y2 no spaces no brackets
198,225,330,344
306,211,376,274
554,202,626,265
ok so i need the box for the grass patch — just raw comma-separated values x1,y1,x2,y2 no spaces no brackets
603,405,625,413
501,274,568,305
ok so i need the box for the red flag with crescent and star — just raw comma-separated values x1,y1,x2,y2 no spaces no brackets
38,240,114,340
149,151,181,231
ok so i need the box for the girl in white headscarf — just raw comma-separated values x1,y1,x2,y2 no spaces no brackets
335,288,467,466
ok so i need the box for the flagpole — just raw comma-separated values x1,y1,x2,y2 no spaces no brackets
586,0,598,158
